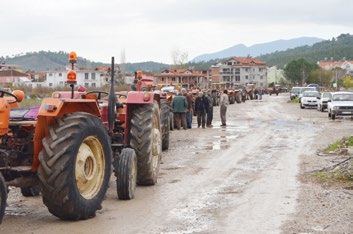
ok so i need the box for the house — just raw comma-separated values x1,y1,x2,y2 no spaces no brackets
45,68,104,88
211,56,267,87
267,66,287,85
0,69,31,87
154,68,209,90
317,59,353,76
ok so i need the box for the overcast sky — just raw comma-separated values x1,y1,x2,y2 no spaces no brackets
1,0,352,64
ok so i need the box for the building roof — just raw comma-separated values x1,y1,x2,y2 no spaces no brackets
224,57,267,66
155,69,206,77
0,69,28,77
317,60,353,70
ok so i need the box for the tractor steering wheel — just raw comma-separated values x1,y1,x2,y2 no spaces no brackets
0,90,19,104
86,91,109,100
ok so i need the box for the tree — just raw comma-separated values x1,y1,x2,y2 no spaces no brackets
171,49,188,69
307,69,332,87
284,59,316,85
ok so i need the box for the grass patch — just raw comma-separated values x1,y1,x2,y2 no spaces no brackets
21,98,43,108
322,136,353,153
290,97,299,103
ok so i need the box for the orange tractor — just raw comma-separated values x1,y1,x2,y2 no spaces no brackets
0,52,169,222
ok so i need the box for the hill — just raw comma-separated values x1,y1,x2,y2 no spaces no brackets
0,51,169,73
257,33,353,68
192,37,324,62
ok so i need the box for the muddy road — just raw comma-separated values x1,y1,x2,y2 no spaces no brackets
1,94,352,233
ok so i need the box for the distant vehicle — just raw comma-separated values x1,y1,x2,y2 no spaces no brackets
307,84,320,91
298,87,316,103
300,90,320,109
317,92,332,112
290,87,301,100
327,92,353,120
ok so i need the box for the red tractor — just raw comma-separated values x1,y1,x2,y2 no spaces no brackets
0,52,169,222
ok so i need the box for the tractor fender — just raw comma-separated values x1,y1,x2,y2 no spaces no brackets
126,91,155,104
32,98,101,172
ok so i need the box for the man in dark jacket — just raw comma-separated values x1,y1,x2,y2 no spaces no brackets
181,88,193,128
194,91,209,129
172,91,188,130
205,89,213,127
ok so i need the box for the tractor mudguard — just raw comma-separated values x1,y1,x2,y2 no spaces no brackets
32,98,101,172
126,91,155,104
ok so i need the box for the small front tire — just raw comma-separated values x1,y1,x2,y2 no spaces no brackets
115,148,137,200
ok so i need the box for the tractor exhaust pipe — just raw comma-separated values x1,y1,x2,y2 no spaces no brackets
108,57,116,134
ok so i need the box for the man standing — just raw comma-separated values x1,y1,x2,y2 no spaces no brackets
194,91,209,129
219,89,229,126
181,88,193,128
205,89,213,127
172,91,188,130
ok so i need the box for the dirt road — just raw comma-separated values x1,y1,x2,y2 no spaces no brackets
1,94,352,233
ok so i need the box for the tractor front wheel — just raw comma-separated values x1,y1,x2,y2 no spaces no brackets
0,173,7,224
114,148,137,200
38,112,112,220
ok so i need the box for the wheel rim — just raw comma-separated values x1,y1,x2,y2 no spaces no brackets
75,136,105,199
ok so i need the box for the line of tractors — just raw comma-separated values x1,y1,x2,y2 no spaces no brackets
0,52,170,222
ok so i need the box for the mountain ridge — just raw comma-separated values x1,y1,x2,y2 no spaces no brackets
192,37,324,62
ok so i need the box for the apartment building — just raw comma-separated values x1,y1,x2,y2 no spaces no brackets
45,69,104,88
211,56,267,87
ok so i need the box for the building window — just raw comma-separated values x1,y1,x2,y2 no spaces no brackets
59,81,64,86
161,78,165,82
49,73,53,76
260,75,263,79
59,73,62,77
84,83,89,87
49,83,53,87
91,83,96,87
245,75,248,79
235,76,240,81
85,73,89,80
37,84,41,87
91,73,96,80
172,78,176,81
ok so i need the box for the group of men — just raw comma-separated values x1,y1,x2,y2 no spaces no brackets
172,88,229,130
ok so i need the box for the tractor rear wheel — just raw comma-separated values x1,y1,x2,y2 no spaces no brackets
38,112,112,220
160,99,170,151
114,148,137,200
0,173,7,224
130,101,162,185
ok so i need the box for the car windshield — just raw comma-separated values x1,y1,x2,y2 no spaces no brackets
332,93,353,101
322,92,331,98
300,87,315,94
303,91,319,97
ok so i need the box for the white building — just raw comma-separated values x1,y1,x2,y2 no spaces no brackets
211,56,267,87
267,66,287,84
45,69,104,88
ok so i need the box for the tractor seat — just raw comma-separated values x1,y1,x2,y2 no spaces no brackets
10,106,40,121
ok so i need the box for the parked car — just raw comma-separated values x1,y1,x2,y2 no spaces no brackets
307,84,320,91
327,92,353,120
317,92,332,112
300,90,320,109
298,87,316,103
290,87,301,100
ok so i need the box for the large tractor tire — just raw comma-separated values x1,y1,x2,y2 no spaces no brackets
114,148,137,200
160,99,170,151
130,101,162,185
235,92,242,103
21,185,40,197
169,112,174,131
0,173,7,224
38,112,112,220
229,95,235,104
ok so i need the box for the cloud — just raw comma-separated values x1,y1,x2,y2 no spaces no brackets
0,0,352,64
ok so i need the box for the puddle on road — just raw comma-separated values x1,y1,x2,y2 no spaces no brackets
189,119,262,154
